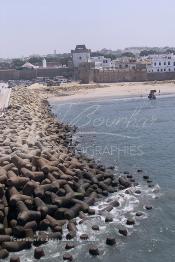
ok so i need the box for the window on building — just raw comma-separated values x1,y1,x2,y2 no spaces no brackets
174,62,175,66
161,69,163,72
157,69,159,72
79,56,82,60
164,62,166,65
164,69,166,71
169,68,171,72
154,62,156,66
168,61,170,65
159,62,161,66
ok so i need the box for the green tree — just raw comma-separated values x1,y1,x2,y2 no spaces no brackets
121,52,135,58
28,56,43,64
165,49,175,54
91,52,117,60
11,59,24,68
0,62,11,69
104,54,117,60
140,50,158,56
60,57,71,66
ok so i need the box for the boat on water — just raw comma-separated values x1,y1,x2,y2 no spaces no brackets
148,90,156,100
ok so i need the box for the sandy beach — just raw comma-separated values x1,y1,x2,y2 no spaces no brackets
49,81,175,103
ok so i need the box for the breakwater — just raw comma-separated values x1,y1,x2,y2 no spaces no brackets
0,87,154,261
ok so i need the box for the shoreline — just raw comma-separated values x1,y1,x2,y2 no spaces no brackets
0,85,149,260
47,81,175,103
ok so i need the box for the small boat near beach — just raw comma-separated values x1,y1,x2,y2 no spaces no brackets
148,90,156,100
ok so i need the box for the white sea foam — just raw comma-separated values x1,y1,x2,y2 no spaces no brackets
10,184,160,262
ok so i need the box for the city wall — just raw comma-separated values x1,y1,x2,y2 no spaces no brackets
0,68,73,81
79,67,175,83
93,69,147,82
0,70,20,81
1,67,175,83
147,72,175,81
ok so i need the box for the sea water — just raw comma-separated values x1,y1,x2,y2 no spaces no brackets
49,94,175,262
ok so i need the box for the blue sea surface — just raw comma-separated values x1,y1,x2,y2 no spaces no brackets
50,94,175,262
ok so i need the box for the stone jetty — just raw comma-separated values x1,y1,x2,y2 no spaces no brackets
0,86,135,259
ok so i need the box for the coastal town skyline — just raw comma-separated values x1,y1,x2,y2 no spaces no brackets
1,0,175,57
1,45,175,60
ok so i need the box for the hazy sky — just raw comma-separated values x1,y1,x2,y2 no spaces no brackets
1,0,175,58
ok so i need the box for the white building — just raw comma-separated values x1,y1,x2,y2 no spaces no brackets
71,45,91,68
147,54,175,73
112,57,137,70
90,56,113,69
42,58,47,68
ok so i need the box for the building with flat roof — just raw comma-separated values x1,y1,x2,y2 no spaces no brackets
71,45,91,68
90,56,113,69
147,54,175,73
